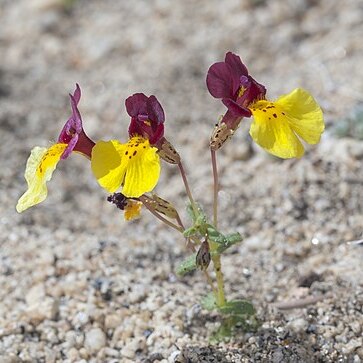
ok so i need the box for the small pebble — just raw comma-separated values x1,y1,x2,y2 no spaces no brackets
85,328,107,354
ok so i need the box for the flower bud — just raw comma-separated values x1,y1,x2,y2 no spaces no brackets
196,239,211,270
142,193,179,220
210,122,235,151
157,138,181,164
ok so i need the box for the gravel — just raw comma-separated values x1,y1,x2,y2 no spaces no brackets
1,0,363,362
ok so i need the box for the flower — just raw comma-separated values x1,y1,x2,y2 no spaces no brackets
207,52,324,158
91,93,164,199
91,136,160,198
126,93,165,146
16,84,95,213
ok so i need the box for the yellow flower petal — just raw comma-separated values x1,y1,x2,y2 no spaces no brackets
249,100,304,158
16,143,67,213
91,140,127,193
249,88,324,159
122,137,160,197
275,88,324,144
91,137,160,197
124,200,142,221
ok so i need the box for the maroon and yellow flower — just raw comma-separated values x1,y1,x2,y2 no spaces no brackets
91,93,162,200
207,52,324,158
16,84,94,213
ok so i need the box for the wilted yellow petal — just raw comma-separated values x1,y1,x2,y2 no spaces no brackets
124,200,142,221
16,143,67,213
91,140,127,193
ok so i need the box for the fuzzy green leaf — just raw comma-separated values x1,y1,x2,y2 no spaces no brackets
175,253,197,276
216,232,243,254
201,293,217,311
206,225,226,243
218,299,255,316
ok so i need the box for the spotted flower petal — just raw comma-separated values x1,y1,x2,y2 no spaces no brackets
249,88,324,158
16,143,67,212
91,137,160,198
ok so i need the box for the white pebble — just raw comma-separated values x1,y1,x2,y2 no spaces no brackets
85,328,107,354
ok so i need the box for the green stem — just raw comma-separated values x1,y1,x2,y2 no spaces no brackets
211,149,219,227
140,195,216,294
178,161,198,216
212,253,226,306
210,149,226,306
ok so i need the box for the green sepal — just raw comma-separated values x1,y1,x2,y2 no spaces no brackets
175,253,197,276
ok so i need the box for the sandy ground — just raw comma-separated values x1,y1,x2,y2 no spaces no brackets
1,0,363,362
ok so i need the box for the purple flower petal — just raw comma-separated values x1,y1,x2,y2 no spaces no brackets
73,83,81,104
148,124,164,145
126,93,165,145
61,134,78,159
56,84,94,160
128,118,141,137
69,94,82,133
206,62,235,99
237,76,267,107
125,93,148,117
225,52,248,79
147,95,165,125
222,98,251,117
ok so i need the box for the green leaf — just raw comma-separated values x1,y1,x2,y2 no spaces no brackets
201,293,217,311
211,315,258,342
206,225,225,243
226,232,243,244
218,299,255,316
175,253,197,276
216,232,243,254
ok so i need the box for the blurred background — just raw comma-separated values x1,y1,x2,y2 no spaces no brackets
0,0,362,361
